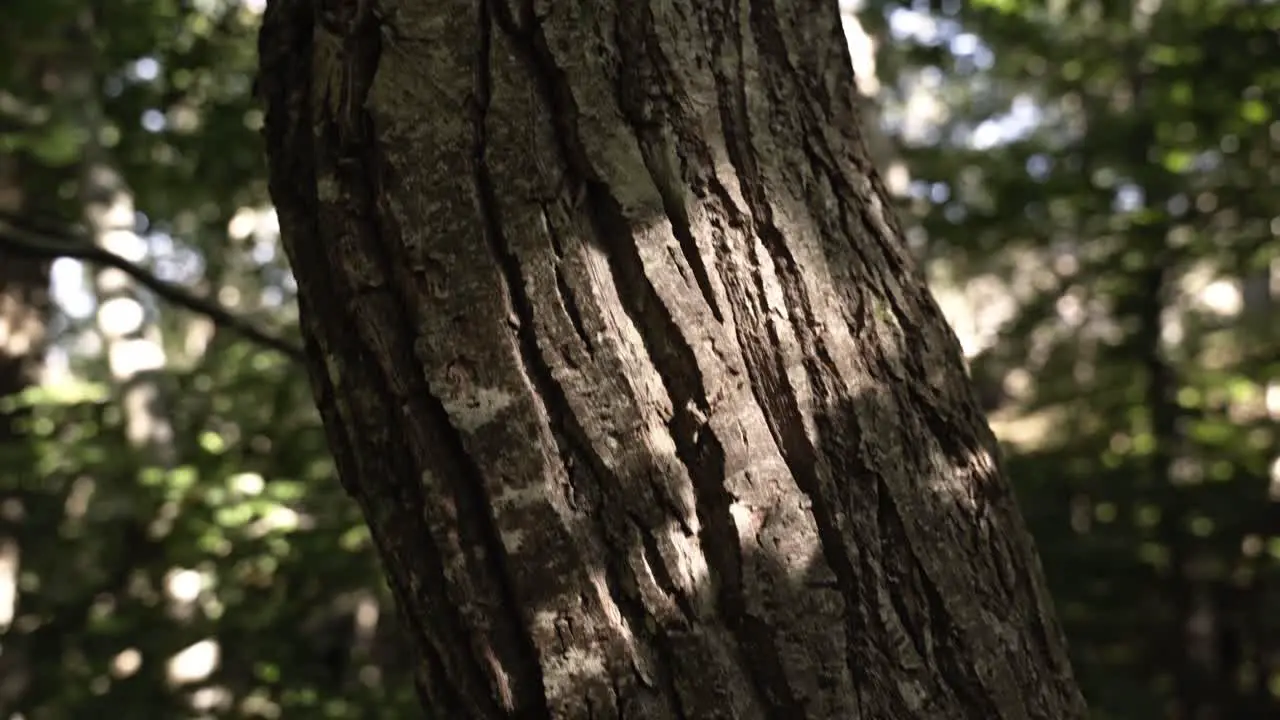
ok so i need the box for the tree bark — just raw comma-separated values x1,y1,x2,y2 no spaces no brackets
258,0,1088,717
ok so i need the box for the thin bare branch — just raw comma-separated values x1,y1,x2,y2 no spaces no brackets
0,214,305,363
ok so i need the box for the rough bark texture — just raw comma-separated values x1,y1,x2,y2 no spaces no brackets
258,0,1089,717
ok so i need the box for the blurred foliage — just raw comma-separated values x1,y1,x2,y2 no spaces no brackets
0,0,1276,718
865,0,1280,717
0,0,415,717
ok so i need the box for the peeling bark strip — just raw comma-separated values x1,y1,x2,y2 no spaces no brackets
259,0,1089,717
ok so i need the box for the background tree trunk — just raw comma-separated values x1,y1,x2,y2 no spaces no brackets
0,152,52,713
259,0,1089,717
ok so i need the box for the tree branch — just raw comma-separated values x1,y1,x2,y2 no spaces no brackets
0,214,305,363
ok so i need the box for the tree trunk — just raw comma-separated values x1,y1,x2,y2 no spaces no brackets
258,0,1088,717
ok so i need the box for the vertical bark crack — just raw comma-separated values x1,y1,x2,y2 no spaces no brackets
607,6,724,325
698,4,878,710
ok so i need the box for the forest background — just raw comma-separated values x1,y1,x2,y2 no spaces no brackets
0,0,1276,717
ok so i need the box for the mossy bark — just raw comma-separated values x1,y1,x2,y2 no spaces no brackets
259,0,1088,717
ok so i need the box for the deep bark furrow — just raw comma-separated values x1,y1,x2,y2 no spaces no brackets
482,12,711,717
714,2,1080,715
549,437,677,716
779,48,1066,707
611,6,725,326
257,4,478,710
538,203,594,349
697,158,846,718
494,4,812,713
872,357,1049,715
292,167,507,720
875,496,932,669
333,127,535,720
700,9,880,713
258,8,484,712
553,273,594,349
489,1,715,505
484,6,765,715
655,0,896,707
473,10,678,718
335,120,540,720
472,6,607,694
923,576,1012,720
275,4,559,715
892,450,1038,716
600,525,692,720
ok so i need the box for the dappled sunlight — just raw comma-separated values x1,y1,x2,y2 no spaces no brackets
0,539,15,629
923,444,1000,513
0,0,394,714
167,638,219,684
165,568,204,604
109,647,142,679
0,278,46,364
